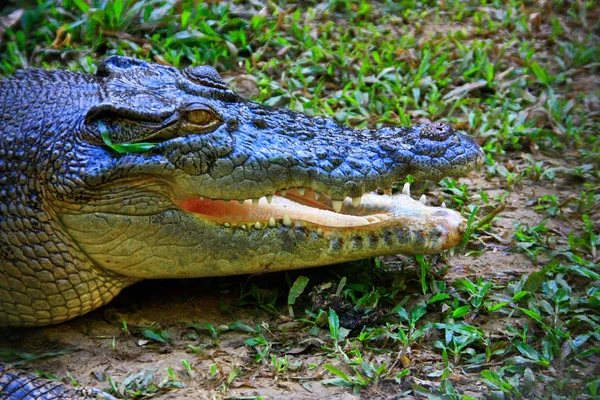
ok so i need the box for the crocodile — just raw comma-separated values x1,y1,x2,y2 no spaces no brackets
0,56,483,398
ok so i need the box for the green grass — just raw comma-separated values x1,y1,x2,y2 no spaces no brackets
1,0,599,398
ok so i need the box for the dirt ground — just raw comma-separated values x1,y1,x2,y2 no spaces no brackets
2,151,587,399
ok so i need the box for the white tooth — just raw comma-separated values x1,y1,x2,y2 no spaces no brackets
224,223,231,228
441,202,447,208
332,200,343,213
402,182,410,196
298,187,305,196
283,213,292,226
238,200,245,205
252,198,260,207
280,189,287,196
268,217,276,227
352,196,362,208
316,228,323,237
200,196,204,200
420,194,426,204
315,192,321,200
266,195,273,204
240,224,247,230
254,221,261,229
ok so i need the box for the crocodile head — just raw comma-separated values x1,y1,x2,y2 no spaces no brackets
47,56,485,279
0,56,486,326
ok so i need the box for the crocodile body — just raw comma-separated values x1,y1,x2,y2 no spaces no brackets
0,57,483,398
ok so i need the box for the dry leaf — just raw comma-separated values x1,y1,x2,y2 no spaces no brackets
443,79,487,100
529,13,542,33
50,26,71,49
0,9,24,43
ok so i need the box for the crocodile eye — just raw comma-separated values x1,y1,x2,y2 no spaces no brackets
188,110,215,125
183,106,223,133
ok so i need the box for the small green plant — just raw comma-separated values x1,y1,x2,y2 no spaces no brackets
287,275,310,318
99,121,159,153
454,277,493,313
327,308,350,356
235,282,279,314
413,254,431,294
529,61,554,85
181,359,195,379
432,322,486,365
219,365,241,392
244,323,273,364
322,363,371,394
158,366,184,390
140,326,171,344
270,355,288,374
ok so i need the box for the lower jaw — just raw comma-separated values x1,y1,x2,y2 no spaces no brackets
180,201,465,276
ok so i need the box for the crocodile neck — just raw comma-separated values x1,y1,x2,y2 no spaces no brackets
0,69,135,326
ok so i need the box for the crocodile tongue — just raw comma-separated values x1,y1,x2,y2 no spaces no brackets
180,193,389,227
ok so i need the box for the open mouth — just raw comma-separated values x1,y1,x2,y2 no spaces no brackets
58,183,467,281
177,184,456,231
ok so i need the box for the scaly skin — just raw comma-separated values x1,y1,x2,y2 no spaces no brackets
0,56,484,399
0,364,115,399
0,56,483,330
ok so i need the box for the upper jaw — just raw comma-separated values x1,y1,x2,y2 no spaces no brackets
164,123,484,205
